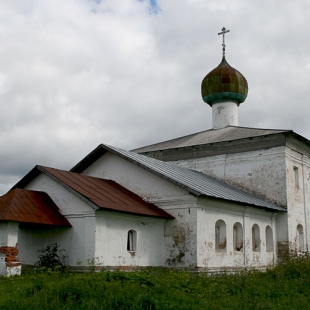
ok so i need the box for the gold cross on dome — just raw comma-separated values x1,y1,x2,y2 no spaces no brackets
218,27,230,57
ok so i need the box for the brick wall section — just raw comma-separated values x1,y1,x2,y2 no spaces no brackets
0,246,21,267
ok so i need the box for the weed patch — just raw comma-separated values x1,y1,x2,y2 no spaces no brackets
34,243,68,273
0,256,310,309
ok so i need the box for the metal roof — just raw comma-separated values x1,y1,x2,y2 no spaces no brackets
133,126,291,153
101,144,285,211
28,166,173,219
0,189,71,226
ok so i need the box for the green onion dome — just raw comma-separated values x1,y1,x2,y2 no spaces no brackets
201,57,248,106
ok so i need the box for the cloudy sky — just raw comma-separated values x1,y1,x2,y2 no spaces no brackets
0,0,309,195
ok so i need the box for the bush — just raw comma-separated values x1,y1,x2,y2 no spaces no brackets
35,243,68,272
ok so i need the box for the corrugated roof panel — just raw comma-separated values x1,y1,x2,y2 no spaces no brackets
105,145,285,211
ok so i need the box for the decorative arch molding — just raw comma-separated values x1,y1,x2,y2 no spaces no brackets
252,224,261,252
215,220,226,252
266,225,274,252
233,222,243,252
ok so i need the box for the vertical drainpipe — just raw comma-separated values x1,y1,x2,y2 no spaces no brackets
302,155,308,251
224,154,227,181
271,213,277,266
242,210,246,267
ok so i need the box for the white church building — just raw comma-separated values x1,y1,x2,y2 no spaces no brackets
0,29,309,275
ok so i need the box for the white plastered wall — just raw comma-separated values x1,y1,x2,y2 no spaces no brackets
285,147,310,253
0,222,19,247
170,146,287,206
95,211,166,267
197,198,277,269
83,153,188,200
83,152,199,267
18,160,183,268
18,173,96,266
151,196,198,267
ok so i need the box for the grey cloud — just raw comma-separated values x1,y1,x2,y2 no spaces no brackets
0,0,309,194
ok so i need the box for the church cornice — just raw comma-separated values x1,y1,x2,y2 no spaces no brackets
139,133,288,162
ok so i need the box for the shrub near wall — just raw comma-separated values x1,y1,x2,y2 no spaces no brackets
35,243,68,272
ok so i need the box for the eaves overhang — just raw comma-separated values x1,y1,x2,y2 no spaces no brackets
198,194,287,212
132,126,301,156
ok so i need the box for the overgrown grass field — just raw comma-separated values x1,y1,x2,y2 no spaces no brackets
1,255,310,309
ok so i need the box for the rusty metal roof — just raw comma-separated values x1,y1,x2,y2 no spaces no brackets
132,126,292,153
14,166,173,219
71,144,286,212
0,189,71,226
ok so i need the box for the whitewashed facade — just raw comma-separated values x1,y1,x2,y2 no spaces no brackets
168,135,310,258
1,41,307,275
0,142,284,273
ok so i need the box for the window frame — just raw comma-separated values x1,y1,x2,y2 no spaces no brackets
127,230,137,252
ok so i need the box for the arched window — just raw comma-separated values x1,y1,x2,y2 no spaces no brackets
233,222,243,251
252,224,260,252
127,230,137,252
266,225,274,252
215,220,226,252
297,225,304,252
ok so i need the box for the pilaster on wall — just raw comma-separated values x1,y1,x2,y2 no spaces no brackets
243,213,251,267
0,222,21,276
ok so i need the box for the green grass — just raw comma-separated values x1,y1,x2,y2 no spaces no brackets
1,255,310,309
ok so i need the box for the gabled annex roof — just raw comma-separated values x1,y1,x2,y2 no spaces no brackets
13,166,173,219
132,126,294,153
0,188,71,226
71,144,286,212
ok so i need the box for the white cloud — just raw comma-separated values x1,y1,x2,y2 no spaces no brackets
0,0,309,194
